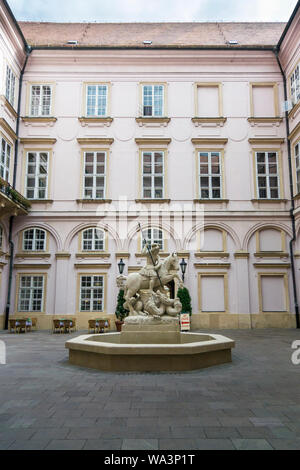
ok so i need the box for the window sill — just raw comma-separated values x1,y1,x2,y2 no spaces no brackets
13,263,51,269
248,117,283,126
135,252,170,258
135,198,171,204
78,117,113,127
193,199,229,204
251,199,288,204
15,252,51,259
27,199,53,204
288,100,300,120
194,262,231,269
195,252,230,258
1,95,18,118
74,262,111,269
254,252,289,259
253,262,291,268
293,193,300,201
22,117,57,126
192,117,227,127
136,117,170,127
76,199,112,204
75,252,110,258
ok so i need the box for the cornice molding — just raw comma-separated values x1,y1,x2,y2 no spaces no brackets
77,138,114,145
20,138,57,145
288,121,300,142
135,138,171,145
191,138,228,145
0,117,17,141
248,138,285,145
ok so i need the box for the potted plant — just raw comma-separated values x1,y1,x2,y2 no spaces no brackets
115,289,128,332
177,286,192,315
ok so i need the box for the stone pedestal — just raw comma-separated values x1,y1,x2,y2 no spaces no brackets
121,315,180,344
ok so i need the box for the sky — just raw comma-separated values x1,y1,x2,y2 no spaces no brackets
6,0,299,23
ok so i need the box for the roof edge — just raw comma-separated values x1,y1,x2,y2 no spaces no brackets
277,0,300,51
2,0,29,51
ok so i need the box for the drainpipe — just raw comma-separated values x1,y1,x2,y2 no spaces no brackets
4,47,31,330
274,49,300,329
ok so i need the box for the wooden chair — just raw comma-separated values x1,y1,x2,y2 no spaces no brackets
88,319,97,334
63,319,71,333
53,319,63,334
9,319,17,334
17,319,26,334
31,318,37,331
98,320,106,333
70,319,76,333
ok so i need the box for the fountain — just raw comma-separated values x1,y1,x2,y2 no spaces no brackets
66,243,235,372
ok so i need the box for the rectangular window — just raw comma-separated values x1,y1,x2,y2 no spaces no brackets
252,86,276,117
23,228,46,251
82,228,104,251
5,65,16,107
197,86,219,117
142,151,164,199
86,85,108,116
25,151,49,199
80,275,104,312
295,142,300,195
83,151,106,199
142,228,164,250
142,85,164,117
199,151,222,199
18,275,44,312
290,63,300,106
255,151,280,199
30,85,52,116
260,275,288,312
0,138,11,182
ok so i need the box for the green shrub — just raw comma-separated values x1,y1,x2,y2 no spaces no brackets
177,286,192,315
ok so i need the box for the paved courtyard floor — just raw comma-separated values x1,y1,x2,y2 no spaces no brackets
0,328,300,451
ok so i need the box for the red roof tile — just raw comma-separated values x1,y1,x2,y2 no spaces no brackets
18,21,286,48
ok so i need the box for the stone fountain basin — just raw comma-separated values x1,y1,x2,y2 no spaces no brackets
65,332,235,372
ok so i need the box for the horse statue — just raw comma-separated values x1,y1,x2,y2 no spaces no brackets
124,252,182,316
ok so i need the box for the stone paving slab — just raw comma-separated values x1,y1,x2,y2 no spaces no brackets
0,328,300,450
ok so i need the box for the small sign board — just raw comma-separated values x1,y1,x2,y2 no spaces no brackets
180,313,190,331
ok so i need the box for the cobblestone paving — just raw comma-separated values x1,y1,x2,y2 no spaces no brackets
0,328,300,450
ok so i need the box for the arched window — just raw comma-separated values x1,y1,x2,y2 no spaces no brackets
142,228,164,251
23,228,46,251
82,228,105,251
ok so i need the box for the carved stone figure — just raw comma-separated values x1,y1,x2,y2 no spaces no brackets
122,245,183,319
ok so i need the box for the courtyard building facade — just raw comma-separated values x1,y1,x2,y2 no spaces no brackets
0,0,300,330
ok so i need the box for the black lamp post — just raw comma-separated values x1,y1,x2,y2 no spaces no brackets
180,258,187,282
118,258,125,275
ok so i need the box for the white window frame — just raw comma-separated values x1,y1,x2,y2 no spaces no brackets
22,228,46,252
142,151,164,199
18,275,45,312
255,151,280,200
290,63,300,106
25,151,49,200
142,84,164,117
198,151,222,199
295,142,300,195
80,275,104,312
30,84,52,116
142,228,164,251
83,151,106,200
82,228,105,251
0,138,11,182
86,84,108,117
5,65,16,107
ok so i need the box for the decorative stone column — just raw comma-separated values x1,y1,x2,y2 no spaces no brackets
234,251,251,328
